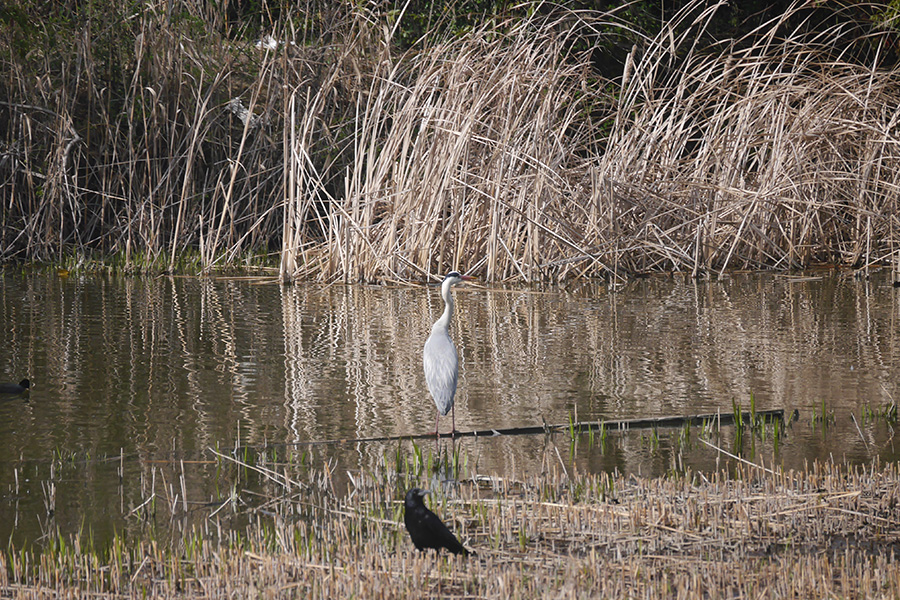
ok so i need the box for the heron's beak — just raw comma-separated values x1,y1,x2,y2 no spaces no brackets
460,275,476,281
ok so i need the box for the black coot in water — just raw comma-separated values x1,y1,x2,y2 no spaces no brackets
0,379,29,394
403,488,473,555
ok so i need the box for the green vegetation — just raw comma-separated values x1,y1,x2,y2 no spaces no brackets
2,1,900,281
3,446,899,598
861,401,898,424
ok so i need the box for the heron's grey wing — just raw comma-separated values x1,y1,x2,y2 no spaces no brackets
423,330,458,416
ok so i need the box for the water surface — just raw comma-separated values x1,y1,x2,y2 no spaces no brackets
1,270,898,547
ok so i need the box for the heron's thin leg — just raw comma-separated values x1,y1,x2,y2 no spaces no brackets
451,404,456,436
435,413,440,438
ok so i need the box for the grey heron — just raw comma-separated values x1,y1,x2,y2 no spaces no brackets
424,271,474,437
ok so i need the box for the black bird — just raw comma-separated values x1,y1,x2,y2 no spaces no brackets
0,379,29,394
403,488,473,555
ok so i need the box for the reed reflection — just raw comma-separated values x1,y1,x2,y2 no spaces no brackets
0,271,899,549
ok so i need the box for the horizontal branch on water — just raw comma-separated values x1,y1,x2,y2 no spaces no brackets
281,408,791,448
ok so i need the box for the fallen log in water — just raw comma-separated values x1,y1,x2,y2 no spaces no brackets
295,408,791,447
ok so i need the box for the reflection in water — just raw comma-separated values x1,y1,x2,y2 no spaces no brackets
0,270,898,547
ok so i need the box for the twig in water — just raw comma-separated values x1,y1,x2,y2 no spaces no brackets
699,438,777,476
208,447,304,491
126,493,156,518
849,413,870,452
553,445,570,479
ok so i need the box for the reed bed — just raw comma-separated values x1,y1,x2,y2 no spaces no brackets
3,2,899,281
2,448,899,599
287,10,596,283
597,4,900,277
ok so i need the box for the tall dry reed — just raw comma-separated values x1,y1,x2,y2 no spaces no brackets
2,2,899,281
284,10,599,283
595,2,900,277
281,1,900,282
0,1,332,267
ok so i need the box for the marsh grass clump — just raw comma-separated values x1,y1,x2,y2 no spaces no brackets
3,446,900,599
3,2,899,281
594,7,900,277
0,0,350,270
272,0,900,281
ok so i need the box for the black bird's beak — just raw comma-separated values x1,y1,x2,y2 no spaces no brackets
418,489,430,497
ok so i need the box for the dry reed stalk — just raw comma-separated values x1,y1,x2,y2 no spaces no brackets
279,2,900,282
3,2,900,281
279,10,601,283
3,454,900,599
594,3,900,277
1,1,303,267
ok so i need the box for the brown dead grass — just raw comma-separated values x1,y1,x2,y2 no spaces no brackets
2,456,899,598
283,2,900,282
3,3,899,281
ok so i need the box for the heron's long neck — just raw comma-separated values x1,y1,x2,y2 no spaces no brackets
435,281,454,330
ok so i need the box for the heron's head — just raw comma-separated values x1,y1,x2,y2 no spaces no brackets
443,271,476,286
405,488,430,507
